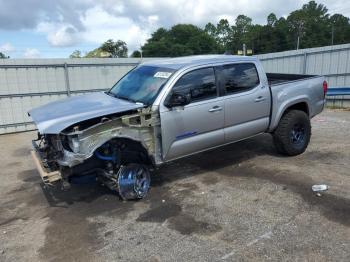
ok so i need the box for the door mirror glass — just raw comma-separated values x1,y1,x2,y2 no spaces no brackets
165,92,191,108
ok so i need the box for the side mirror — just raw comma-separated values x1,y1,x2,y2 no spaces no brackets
165,92,191,108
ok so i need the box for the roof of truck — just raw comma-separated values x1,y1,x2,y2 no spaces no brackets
142,55,257,70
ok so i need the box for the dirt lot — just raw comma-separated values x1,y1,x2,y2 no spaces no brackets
0,109,349,262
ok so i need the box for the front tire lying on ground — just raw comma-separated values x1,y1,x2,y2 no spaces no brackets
273,110,311,156
117,164,151,200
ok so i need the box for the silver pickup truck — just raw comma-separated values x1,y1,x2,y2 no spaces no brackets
29,55,327,200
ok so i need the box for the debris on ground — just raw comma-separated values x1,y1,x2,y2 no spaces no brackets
312,184,329,196
312,184,329,192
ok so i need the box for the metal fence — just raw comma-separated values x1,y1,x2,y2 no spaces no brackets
257,43,350,108
0,58,160,134
257,43,350,87
1,44,350,134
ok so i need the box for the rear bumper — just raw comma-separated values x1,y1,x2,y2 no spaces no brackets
30,150,62,185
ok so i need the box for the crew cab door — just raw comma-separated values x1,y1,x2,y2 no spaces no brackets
159,67,225,161
216,63,271,142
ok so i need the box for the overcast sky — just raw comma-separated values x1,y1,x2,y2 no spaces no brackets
0,0,349,58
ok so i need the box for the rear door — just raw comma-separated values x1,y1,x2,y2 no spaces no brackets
160,67,225,161
216,63,271,142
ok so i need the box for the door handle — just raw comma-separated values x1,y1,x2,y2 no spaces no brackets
208,106,223,112
254,96,266,102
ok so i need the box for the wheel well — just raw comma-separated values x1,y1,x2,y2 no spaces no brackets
96,138,154,166
284,102,309,116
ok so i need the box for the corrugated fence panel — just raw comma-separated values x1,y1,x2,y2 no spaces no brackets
257,43,350,88
0,67,67,95
0,58,159,134
67,64,137,91
0,94,68,134
259,55,305,74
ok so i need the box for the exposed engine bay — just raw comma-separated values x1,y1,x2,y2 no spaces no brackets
32,107,162,200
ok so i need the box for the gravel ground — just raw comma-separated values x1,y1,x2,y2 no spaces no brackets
0,109,349,262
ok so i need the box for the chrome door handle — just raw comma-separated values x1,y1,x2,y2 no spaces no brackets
254,96,266,102
208,106,223,112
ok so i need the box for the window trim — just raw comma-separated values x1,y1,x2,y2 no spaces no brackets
167,66,219,105
216,62,261,96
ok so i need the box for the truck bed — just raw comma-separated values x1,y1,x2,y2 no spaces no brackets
267,73,325,132
267,73,317,86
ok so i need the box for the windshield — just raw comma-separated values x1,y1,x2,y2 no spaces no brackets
109,65,176,105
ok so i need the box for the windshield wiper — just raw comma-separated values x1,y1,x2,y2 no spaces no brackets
116,95,137,103
105,91,117,98
107,92,136,103
106,91,147,106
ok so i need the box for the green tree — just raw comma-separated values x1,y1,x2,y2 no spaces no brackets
216,19,232,51
267,13,278,27
100,39,128,58
251,14,289,54
230,15,253,52
235,15,252,34
0,52,9,59
142,24,219,57
274,17,293,51
83,39,128,58
329,14,350,45
149,28,168,42
69,50,82,58
204,22,217,37
85,48,106,58
287,1,329,49
204,22,226,52
130,50,142,58
141,1,350,57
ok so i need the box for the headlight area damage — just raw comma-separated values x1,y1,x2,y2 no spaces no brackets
31,108,162,200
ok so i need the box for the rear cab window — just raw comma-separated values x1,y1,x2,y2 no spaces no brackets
171,67,217,103
216,63,260,95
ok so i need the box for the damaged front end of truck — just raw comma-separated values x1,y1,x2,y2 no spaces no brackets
31,105,162,200
29,64,176,200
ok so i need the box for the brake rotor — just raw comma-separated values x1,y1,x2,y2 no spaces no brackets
117,164,151,200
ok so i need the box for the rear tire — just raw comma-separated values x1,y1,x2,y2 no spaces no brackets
273,110,311,156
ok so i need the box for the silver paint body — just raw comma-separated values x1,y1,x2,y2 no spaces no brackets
150,55,325,162
29,55,325,167
29,92,143,134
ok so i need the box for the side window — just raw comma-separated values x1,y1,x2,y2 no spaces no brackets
219,63,260,94
172,67,217,102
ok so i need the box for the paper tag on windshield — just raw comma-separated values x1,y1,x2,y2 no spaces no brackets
154,72,172,79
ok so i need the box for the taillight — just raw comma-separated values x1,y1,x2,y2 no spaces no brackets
323,80,328,97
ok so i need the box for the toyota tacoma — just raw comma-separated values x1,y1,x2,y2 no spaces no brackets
29,55,327,200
